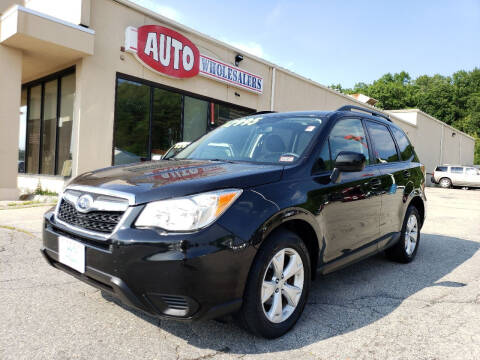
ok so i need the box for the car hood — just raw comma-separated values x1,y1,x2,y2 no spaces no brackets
68,160,284,204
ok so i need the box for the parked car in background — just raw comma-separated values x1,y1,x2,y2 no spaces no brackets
41,106,426,338
432,165,480,188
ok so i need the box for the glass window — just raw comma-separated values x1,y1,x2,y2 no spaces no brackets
57,73,75,176
26,85,42,174
113,76,255,165
435,166,448,172
151,88,182,158
183,96,207,142
18,89,27,173
328,118,370,163
466,168,478,175
212,103,253,127
176,115,324,164
366,121,399,163
22,69,75,176
451,167,464,174
315,141,331,172
40,80,58,174
114,79,150,165
391,126,414,161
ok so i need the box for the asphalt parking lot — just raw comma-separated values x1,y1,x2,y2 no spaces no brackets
1,187,479,360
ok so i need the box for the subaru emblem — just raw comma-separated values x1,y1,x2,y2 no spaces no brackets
76,194,94,213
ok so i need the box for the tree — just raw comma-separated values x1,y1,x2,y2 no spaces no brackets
336,69,480,164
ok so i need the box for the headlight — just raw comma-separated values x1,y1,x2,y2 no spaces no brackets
135,189,243,231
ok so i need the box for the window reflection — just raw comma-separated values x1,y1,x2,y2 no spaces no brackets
212,103,253,127
366,122,399,163
22,69,75,176
329,118,370,163
114,79,150,165
41,80,57,175
151,88,182,159
26,85,41,174
57,73,75,176
18,89,27,173
113,76,255,165
183,96,207,142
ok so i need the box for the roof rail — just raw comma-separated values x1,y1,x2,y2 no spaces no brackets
252,111,277,115
336,105,391,122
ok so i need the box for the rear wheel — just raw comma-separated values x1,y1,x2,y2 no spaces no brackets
237,228,311,338
386,206,420,263
439,177,451,188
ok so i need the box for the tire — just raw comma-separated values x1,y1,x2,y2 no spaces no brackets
386,206,421,263
237,228,311,338
439,177,452,188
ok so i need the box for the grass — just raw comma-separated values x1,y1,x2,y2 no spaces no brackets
34,189,58,196
1,201,56,210
33,183,58,196
0,225,35,237
7,201,36,207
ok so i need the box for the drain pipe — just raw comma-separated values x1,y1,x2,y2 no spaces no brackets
270,67,276,111
440,124,444,164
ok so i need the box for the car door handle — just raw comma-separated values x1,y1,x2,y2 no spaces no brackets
403,170,410,179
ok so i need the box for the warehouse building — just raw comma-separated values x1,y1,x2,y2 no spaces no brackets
0,0,475,199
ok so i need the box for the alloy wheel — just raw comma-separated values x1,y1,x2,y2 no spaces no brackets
261,248,304,323
440,179,450,188
404,214,418,256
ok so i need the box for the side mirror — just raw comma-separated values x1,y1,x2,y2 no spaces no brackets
330,151,366,183
334,151,366,172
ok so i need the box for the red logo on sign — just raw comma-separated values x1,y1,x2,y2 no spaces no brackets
136,25,200,78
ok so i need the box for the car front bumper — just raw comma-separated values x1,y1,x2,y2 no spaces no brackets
41,210,256,321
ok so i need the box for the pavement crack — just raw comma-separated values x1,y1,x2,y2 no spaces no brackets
187,347,231,360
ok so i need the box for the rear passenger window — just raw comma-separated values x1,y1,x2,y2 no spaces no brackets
435,166,448,172
391,127,414,161
451,167,464,174
366,122,399,163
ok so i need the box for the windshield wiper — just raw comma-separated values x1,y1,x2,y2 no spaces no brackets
207,159,236,163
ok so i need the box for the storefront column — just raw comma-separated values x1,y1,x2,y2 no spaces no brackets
72,59,116,176
0,44,22,200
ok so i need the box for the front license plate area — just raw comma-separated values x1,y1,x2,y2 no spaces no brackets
58,236,85,274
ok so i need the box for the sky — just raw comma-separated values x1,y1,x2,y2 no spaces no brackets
132,0,480,89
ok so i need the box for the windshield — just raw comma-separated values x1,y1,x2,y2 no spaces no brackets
174,115,324,164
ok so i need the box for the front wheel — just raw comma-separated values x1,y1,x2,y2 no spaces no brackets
386,206,421,263
237,228,311,338
439,177,452,188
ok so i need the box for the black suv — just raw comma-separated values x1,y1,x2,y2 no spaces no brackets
42,106,426,338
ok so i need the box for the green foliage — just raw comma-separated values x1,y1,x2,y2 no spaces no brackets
339,68,480,164
34,181,57,196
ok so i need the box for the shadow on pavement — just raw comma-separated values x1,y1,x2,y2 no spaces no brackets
102,233,479,354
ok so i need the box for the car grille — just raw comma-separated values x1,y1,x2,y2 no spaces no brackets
57,199,124,234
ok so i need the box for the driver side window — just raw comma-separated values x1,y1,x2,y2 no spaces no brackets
317,118,370,171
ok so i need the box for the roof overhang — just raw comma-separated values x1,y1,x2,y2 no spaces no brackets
0,5,94,82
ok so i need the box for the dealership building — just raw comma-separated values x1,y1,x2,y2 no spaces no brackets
0,0,475,200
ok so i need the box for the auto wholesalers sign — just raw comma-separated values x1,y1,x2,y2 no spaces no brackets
125,25,263,94
198,55,263,94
